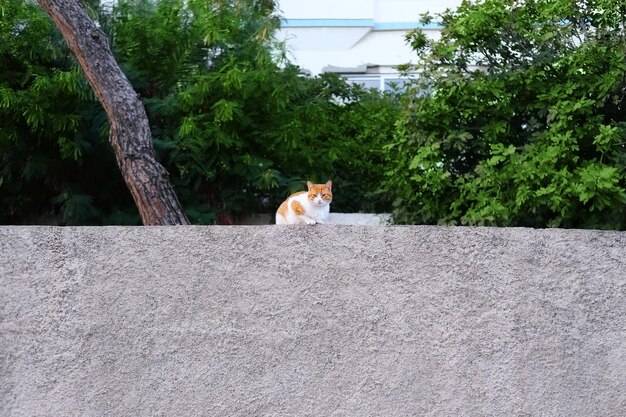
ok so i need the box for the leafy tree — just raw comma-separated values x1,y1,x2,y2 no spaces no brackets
0,0,137,224
39,0,189,225
1,0,399,224
385,0,626,229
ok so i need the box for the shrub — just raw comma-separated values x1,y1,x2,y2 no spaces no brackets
385,0,626,229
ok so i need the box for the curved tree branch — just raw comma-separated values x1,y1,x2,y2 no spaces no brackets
38,0,189,225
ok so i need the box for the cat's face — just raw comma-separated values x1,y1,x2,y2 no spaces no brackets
307,180,332,207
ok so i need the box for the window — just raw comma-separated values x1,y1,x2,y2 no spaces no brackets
344,76,382,90
343,75,412,92
383,78,408,92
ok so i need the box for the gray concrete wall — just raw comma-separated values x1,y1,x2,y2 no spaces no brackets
1,226,625,417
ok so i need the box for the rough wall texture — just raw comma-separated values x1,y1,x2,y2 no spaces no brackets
1,226,625,417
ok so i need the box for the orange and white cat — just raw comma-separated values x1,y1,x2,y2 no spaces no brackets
275,180,332,225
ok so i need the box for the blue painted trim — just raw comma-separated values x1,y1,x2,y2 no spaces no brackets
280,18,443,30
374,22,443,30
281,19,375,27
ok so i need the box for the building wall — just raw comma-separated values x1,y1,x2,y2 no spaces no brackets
277,0,462,78
2,225,625,416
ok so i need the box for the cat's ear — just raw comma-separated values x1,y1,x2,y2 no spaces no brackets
306,181,313,190
325,180,332,190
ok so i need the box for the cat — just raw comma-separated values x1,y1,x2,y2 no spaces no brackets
275,180,332,225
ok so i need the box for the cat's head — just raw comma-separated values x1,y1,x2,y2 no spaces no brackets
306,180,332,207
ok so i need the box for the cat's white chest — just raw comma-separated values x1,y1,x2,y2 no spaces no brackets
307,201,330,221
298,194,329,219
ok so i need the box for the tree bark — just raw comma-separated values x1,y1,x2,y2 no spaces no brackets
38,0,190,225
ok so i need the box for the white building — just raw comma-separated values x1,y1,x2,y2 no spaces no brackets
276,0,462,90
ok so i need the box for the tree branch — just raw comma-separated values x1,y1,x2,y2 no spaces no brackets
38,0,189,225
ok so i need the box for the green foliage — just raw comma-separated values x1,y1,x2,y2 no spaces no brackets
0,0,135,225
385,0,626,229
108,0,398,222
1,0,399,224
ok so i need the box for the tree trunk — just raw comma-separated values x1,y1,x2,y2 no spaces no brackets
38,0,190,225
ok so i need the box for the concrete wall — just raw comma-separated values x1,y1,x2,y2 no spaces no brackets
1,226,625,416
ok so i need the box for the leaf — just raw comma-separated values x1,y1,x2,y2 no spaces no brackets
212,99,239,123
408,155,422,170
